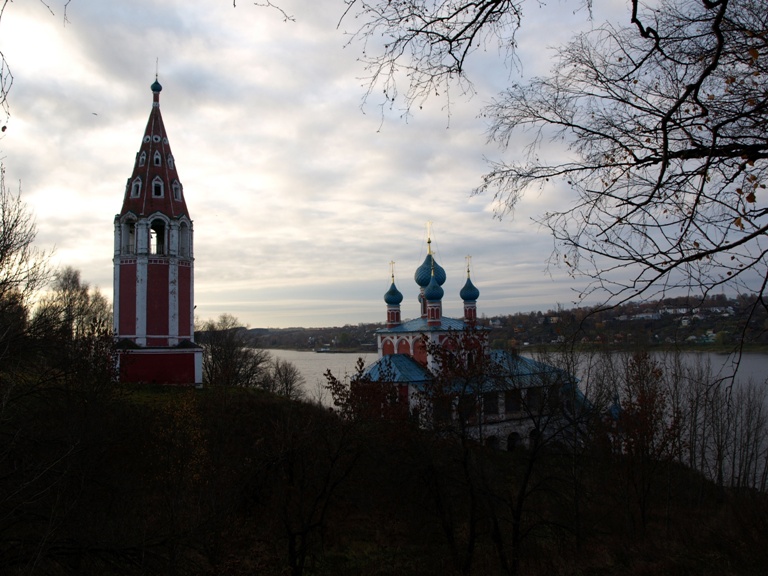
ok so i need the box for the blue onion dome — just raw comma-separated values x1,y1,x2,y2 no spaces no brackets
415,254,446,287
415,237,446,287
460,275,480,302
384,281,403,305
151,78,163,93
424,273,444,301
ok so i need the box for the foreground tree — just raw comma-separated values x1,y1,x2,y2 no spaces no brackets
0,167,49,369
197,314,271,387
264,356,306,400
610,353,682,533
31,266,115,393
34,267,111,341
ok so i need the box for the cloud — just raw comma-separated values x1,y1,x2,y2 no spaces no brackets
1,0,603,328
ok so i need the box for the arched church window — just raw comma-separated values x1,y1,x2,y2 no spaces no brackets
153,151,162,166
139,151,146,167
172,180,181,201
152,177,164,198
131,178,141,198
122,220,136,254
167,154,174,169
150,220,166,255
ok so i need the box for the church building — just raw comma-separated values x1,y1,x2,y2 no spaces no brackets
112,79,203,385
364,234,584,450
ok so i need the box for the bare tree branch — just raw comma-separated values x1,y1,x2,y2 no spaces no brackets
340,1,528,117
472,0,768,339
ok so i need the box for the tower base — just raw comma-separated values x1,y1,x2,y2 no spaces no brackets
116,341,203,386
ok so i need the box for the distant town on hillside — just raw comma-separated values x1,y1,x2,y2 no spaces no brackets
241,293,767,352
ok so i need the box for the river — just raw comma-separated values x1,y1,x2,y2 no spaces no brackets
268,348,768,402
268,349,375,403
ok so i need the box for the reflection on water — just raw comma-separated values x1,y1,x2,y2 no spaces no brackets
577,350,767,387
676,351,768,385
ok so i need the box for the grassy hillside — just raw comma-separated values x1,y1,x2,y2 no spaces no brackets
2,381,768,575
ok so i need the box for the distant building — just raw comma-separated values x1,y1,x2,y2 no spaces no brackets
112,79,202,385
362,234,585,450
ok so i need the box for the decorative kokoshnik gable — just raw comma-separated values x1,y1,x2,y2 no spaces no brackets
113,79,202,385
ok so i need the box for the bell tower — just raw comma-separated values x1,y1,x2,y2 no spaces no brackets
113,78,202,385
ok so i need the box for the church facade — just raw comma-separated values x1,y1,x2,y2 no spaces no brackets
112,79,202,385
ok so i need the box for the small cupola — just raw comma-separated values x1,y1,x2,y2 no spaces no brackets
384,263,404,328
384,279,404,306
460,258,480,325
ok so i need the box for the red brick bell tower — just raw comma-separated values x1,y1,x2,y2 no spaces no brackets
113,78,202,385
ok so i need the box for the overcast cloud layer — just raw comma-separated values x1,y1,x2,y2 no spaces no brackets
1,0,613,328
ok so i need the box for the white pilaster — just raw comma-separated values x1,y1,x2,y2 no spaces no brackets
113,260,120,335
135,254,147,346
135,220,149,345
188,224,195,341
169,221,179,257
113,217,121,257
168,257,179,345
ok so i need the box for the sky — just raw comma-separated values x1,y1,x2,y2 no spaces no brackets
0,0,624,328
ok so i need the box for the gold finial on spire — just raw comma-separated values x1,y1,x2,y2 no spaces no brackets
465,255,472,278
426,221,433,254
389,260,396,282
155,58,159,80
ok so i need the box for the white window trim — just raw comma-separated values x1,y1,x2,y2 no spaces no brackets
152,177,164,198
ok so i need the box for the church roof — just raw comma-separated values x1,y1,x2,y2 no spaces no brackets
488,350,570,388
119,79,190,219
366,349,580,395
364,354,432,385
375,316,469,334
